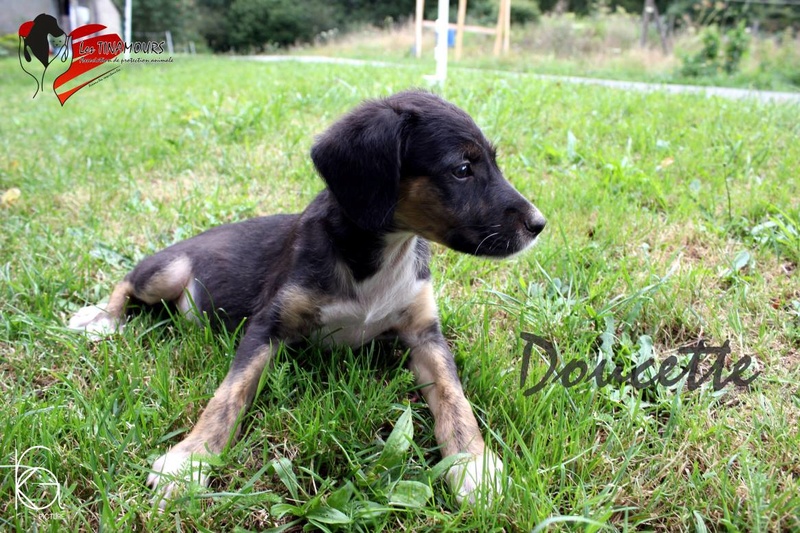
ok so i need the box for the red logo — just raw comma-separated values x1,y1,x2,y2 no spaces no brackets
19,13,123,105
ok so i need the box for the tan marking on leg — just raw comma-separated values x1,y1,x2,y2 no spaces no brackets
148,343,274,506
277,286,323,338
396,282,503,504
182,344,274,451
397,283,484,456
410,343,484,457
135,255,193,305
106,280,133,318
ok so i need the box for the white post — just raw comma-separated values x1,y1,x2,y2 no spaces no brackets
68,0,78,33
165,30,174,55
434,0,449,82
124,0,132,60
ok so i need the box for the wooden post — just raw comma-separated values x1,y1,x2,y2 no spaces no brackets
415,0,424,58
639,0,650,48
640,0,669,54
653,2,669,54
418,0,501,61
493,0,506,56
455,0,467,61
503,0,511,54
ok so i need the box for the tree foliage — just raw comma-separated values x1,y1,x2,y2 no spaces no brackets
196,0,416,51
227,0,337,49
667,0,800,32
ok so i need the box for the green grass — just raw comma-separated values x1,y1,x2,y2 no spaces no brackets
1,55,799,531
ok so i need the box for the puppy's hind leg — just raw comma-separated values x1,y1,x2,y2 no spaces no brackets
68,280,134,338
69,254,196,338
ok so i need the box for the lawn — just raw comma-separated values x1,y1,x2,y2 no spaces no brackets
1,55,799,532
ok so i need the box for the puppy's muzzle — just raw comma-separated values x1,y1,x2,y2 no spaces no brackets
518,207,546,239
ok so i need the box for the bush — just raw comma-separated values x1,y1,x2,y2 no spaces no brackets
0,33,18,57
203,0,337,51
668,0,800,33
680,22,750,78
723,21,749,74
511,0,542,24
756,29,800,88
679,24,721,77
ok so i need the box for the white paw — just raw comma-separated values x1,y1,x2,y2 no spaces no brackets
147,449,211,509
446,451,504,505
67,305,123,339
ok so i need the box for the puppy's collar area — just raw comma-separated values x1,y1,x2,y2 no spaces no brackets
313,192,416,283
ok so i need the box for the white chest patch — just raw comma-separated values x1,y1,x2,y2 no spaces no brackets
317,236,423,348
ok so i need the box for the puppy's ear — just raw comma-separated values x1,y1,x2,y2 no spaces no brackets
311,102,404,232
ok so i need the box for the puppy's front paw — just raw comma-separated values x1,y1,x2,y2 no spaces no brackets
147,449,211,509
68,305,123,339
446,450,504,505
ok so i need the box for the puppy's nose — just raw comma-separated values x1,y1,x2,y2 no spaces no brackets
522,210,546,237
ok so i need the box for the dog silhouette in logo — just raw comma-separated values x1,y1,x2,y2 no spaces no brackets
19,14,73,100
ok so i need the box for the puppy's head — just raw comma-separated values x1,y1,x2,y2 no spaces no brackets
311,90,545,257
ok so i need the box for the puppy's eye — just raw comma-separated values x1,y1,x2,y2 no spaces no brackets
452,163,473,180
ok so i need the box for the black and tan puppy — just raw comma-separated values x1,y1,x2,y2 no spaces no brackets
69,90,546,506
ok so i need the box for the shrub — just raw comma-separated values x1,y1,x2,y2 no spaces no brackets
511,0,542,24
225,0,337,50
756,29,800,88
0,33,18,57
723,21,749,74
679,24,721,77
679,22,750,78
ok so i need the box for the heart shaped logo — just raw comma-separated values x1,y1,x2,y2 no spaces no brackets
19,13,123,105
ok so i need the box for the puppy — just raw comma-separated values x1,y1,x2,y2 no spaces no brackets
69,90,546,506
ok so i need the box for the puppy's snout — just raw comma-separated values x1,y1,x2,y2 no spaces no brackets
506,204,545,240
522,209,546,237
